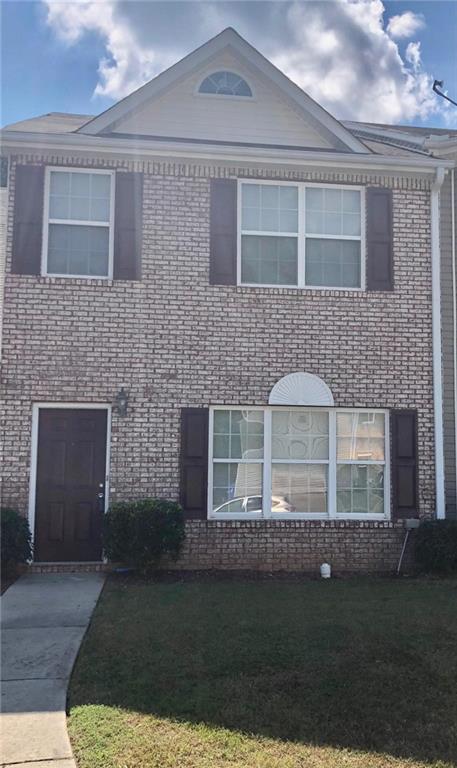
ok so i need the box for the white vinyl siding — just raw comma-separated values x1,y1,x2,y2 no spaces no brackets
111,53,333,149
209,407,389,520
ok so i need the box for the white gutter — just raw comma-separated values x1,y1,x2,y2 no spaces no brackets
432,166,446,519
424,137,457,153
0,130,454,174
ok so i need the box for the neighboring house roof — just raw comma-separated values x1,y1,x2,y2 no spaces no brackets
345,120,457,137
343,120,457,158
3,112,93,134
356,138,432,157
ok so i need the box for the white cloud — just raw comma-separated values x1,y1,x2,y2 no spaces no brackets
43,0,451,125
387,11,425,39
45,0,176,99
270,1,443,123
405,41,421,72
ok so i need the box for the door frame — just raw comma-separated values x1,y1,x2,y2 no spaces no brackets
28,402,112,559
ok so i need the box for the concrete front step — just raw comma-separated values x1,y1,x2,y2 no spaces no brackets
27,561,113,574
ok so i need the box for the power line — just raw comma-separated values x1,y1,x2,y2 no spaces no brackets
433,80,457,108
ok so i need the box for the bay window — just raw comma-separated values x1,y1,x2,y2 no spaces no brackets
209,407,389,519
239,181,364,289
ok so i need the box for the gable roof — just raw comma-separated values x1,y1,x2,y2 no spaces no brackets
78,27,369,154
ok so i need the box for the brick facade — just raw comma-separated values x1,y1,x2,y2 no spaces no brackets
0,154,434,573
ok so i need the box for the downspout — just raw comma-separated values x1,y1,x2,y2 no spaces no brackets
452,168,457,516
431,166,446,519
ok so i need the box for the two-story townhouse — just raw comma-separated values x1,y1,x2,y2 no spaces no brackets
0,28,453,572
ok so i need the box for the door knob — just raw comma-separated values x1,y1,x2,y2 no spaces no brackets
97,484,105,512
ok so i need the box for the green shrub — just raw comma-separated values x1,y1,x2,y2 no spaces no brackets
1,508,32,573
414,520,457,574
103,498,185,573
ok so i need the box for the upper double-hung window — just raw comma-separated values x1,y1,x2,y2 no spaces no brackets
43,168,114,278
239,181,364,289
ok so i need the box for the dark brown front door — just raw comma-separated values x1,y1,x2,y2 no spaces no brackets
35,408,108,562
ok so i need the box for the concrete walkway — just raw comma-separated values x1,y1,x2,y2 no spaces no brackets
1,572,105,768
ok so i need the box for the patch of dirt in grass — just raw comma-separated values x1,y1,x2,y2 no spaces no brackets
69,706,436,768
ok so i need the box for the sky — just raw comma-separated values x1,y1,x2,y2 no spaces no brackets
1,0,457,130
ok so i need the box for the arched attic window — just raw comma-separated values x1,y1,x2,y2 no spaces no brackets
198,71,252,97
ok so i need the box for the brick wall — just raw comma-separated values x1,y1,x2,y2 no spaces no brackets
0,154,434,572
164,520,409,574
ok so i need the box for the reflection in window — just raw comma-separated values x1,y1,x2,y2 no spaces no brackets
336,412,385,461
241,184,299,286
239,182,363,288
337,464,384,515
336,412,386,514
210,408,388,518
272,410,329,460
272,464,327,514
305,187,362,288
271,411,329,514
212,410,263,512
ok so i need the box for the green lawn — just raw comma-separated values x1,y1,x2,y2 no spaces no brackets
68,575,457,768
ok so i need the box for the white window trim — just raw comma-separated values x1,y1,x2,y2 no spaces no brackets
208,406,390,521
237,179,366,291
195,69,255,101
41,166,115,280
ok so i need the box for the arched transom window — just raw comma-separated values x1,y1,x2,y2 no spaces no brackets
198,71,252,97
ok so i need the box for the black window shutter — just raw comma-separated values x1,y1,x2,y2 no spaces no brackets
391,409,419,519
180,408,209,519
209,178,237,285
114,171,143,280
12,165,45,275
366,187,393,291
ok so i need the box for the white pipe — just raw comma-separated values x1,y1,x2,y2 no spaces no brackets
432,166,446,519
396,530,410,575
452,168,457,514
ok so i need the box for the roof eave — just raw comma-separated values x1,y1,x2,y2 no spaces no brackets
1,130,453,172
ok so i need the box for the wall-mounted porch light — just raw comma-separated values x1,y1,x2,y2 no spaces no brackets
113,386,129,417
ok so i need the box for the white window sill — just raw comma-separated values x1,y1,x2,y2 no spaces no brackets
237,282,365,292
208,513,391,522
43,273,112,280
